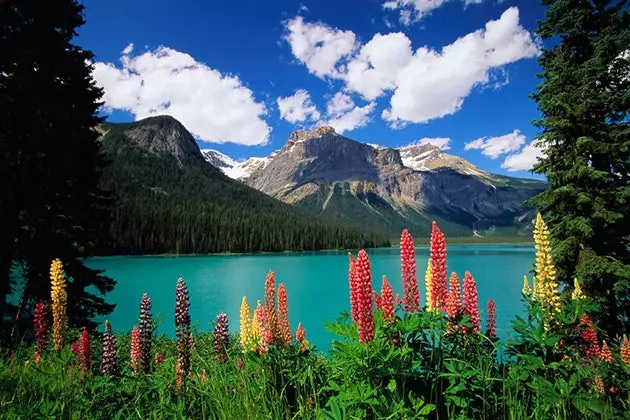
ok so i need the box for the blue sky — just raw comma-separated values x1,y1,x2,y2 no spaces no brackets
78,0,548,177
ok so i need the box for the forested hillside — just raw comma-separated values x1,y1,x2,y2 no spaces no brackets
98,117,390,254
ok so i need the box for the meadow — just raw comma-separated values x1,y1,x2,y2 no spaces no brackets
1,215,629,419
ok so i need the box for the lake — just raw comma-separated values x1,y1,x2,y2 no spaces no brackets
86,245,534,351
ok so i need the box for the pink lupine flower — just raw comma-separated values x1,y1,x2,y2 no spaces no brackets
138,293,153,375
213,313,229,363
485,300,497,338
348,253,359,323
33,301,48,354
277,283,292,348
445,273,462,319
380,276,395,320
430,222,448,311
355,250,374,343
463,272,480,333
400,229,420,312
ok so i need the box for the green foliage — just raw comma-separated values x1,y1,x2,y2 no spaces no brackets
0,0,116,339
98,117,391,255
528,0,630,336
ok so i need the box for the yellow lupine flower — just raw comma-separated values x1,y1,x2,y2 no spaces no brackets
424,259,433,311
571,278,585,300
533,213,561,323
522,275,532,297
50,259,67,351
239,296,253,352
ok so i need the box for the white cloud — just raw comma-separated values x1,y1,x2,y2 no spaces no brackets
407,137,452,150
464,129,526,158
283,16,356,78
93,46,270,145
277,89,320,123
383,0,484,25
383,7,539,125
325,93,375,134
501,140,545,172
283,8,538,127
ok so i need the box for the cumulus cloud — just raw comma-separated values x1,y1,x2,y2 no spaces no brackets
407,137,452,150
283,8,538,127
277,89,320,123
283,16,356,78
501,140,545,172
465,129,527,158
324,92,375,134
383,0,485,25
92,45,270,145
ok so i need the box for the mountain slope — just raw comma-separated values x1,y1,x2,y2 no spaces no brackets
97,116,390,254
203,127,546,238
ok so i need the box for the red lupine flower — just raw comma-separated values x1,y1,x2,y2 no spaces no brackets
579,314,600,359
277,283,292,348
430,222,448,311
33,301,48,354
255,302,273,354
445,273,462,319
621,335,630,365
400,229,420,312
373,290,382,311
599,341,613,363
155,353,164,366
33,352,41,365
130,325,141,374
264,270,277,340
296,322,306,342
101,320,118,376
355,250,374,343
463,272,480,333
348,253,359,323
138,293,153,375
395,294,403,306
213,313,229,363
236,357,245,369
380,276,395,320
485,299,497,338
72,328,91,372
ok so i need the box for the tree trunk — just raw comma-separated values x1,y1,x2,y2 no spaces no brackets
9,279,31,343
0,249,13,341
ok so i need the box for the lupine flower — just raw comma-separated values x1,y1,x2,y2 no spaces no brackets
400,229,420,312
296,322,309,351
348,253,359,323
486,300,497,338
33,352,41,365
579,313,600,358
255,301,273,354
175,278,192,382
593,376,605,394
621,335,630,365
373,291,382,311
198,369,209,383
138,294,153,375
214,313,229,363
130,325,141,374
533,214,560,317
155,353,164,366
522,275,532,297
424,260,433,311
380,276,395,320
277,283,292,348
264,270,277,340
395,294,403,306
463,272,480,333
101,320,118,376
445,273,462,319
250,300,262,345
50,259,67,351
72,328,91,372
239,296,253,352
430,223,447,312
33,301,48,354
571,278,585,300
599,341,613,363
355,250,374,343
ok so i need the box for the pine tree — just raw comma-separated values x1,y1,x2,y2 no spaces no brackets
529,0,630,336
0,0,115,339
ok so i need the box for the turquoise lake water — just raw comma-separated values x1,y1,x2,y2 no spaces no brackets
86,245,534,351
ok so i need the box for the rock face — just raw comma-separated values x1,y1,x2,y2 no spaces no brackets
204,127,546,237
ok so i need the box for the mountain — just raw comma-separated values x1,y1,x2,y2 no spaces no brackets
203,127,546,238
97,116,390,254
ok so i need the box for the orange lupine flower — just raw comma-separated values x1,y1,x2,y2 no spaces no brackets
445,273,462,319
599,341,613,363
264,270,277,340
130,325,141,375
621,335,630,365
